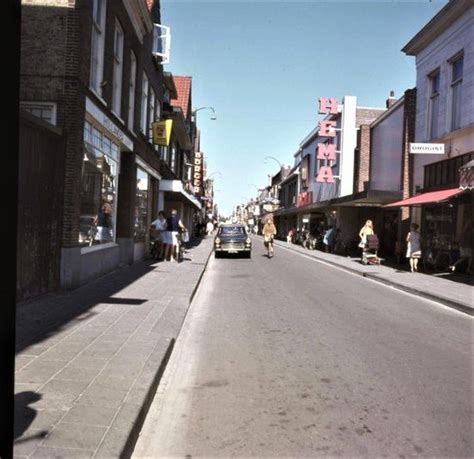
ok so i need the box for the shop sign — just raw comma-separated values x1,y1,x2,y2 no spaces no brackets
409,143,445,154
152,120,173,146
194,151,203,193
316,97,338,184
85,96,133,151
297,191,313,207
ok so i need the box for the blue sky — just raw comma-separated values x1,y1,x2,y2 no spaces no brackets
161,0,447,216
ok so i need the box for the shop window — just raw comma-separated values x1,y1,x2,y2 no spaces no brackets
134,167,149,242
79,125,119,246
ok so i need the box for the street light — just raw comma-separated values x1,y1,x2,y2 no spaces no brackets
264,156,282,168
206,171,222,180
192,106,217,120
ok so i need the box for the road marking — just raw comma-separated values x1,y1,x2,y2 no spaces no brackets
275,242,471,318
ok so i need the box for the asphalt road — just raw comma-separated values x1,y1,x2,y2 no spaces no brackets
134,238,473,458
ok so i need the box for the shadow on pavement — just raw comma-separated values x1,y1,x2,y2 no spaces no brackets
14,392,43,440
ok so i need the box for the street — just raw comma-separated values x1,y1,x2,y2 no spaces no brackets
134,238,473,458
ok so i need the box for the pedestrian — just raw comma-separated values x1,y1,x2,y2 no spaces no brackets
286,228,293,245
358,219,374,249
165,209,186,262
406,223,422,272
93,202,113,244
323,226,336,253
150,211,168,260
449,220,472,275
206,220,214,237
263,217,277,258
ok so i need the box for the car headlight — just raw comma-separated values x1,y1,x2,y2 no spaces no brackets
215,238,221,245
245,238,251,245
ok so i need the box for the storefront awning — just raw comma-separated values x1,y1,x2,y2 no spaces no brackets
161,179,202,210
384,187,464,207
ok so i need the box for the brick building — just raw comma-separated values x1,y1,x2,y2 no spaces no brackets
20,0,176,291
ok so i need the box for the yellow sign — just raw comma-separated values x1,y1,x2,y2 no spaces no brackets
152,120,173,146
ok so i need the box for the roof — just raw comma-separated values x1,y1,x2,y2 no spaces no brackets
171,76,192,119
356,107,386,127
402,0,472,56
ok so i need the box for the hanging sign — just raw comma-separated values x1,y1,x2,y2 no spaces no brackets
152,119,173,146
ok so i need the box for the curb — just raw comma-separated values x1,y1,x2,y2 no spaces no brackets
121,241,214,458
272,239,473,316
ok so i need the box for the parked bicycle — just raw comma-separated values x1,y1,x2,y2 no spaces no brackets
422,249,452,272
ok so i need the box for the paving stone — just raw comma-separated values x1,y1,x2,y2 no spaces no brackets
66,356,108,370
94,427,130,457
54,366,102,382
110,402,141,433
61,404,118,427
15,360,66,384
13,429,48,457
41,422,106,450
92,373,136,391
15,355,37,371
15,408,65,438
78,385,128,409
33,446,94,458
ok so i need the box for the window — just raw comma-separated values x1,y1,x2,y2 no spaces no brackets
450,54,463,131
134,167,149,242
90,0,107,95
112,21,124,116
428,70,440,139
128,52,136,131
140,73,149,133
21,102,57,125
80,122,119,246
148,89,155,142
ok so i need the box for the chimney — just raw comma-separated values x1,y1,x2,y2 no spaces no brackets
386,90,396,109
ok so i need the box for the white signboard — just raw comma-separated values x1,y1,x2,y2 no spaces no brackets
410,143,445,154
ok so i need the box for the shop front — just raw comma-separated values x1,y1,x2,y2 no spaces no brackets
159,179,202,233
62,97,135,289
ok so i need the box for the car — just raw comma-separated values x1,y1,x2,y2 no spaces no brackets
214,224,252,258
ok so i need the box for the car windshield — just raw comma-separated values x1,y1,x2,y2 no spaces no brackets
219,226,246,235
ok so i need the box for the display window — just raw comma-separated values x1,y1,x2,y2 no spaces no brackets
79,121,119,246
134,167,149,242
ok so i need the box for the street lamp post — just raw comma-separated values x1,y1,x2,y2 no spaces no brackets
264,156,282,168
192,106,217,120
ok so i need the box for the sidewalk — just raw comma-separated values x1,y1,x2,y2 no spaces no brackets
14,237,214,458
272,239,473,316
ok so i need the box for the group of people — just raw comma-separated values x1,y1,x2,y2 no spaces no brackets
150,209,187,263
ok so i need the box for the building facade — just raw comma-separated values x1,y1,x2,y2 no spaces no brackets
20,0,176,291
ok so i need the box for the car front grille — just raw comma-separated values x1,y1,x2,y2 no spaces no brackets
221,242,245,250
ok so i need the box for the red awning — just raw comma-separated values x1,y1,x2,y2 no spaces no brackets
384,188,464,207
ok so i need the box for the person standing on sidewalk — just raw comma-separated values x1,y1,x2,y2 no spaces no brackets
406,223,422,272
263,217,277,258
165,209,186,262
150,211,168,260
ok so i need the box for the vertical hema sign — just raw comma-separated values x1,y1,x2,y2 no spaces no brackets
316,97,338,184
